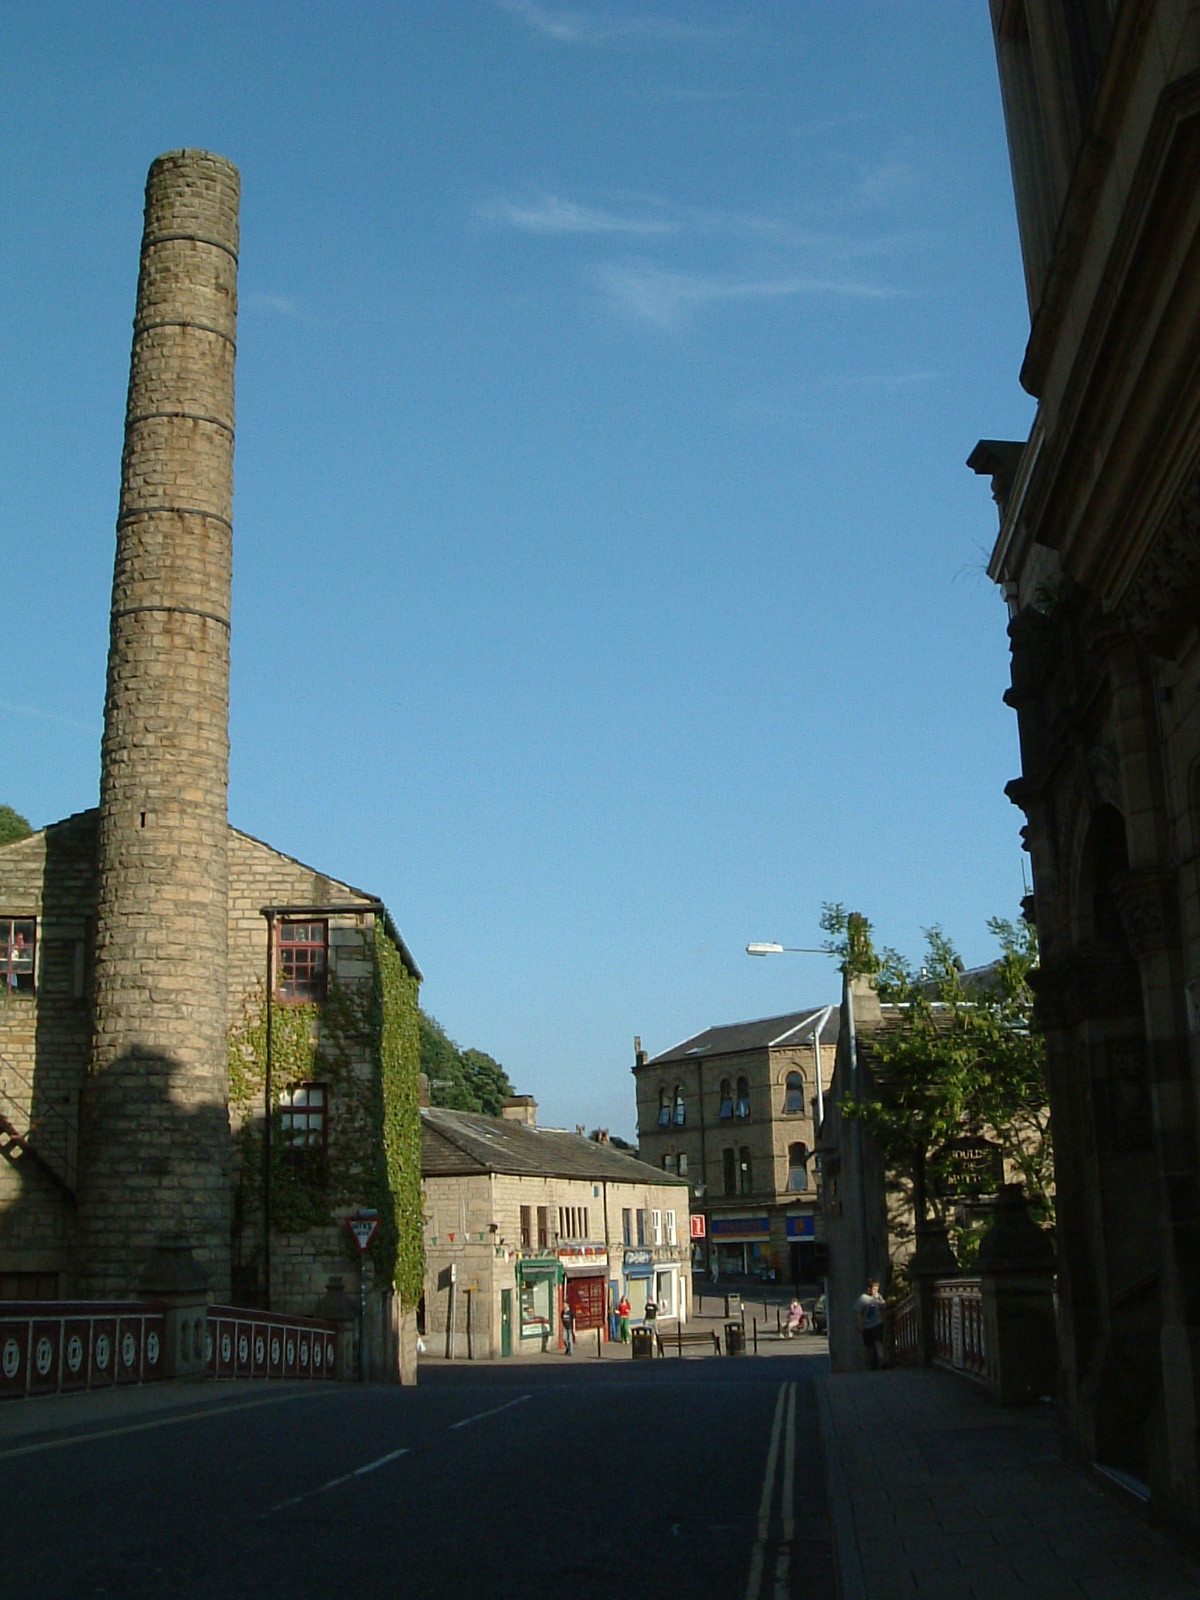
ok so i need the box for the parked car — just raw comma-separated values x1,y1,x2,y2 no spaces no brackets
811,1293,827,1334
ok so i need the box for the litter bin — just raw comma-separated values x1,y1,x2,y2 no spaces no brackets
724,1293,742,1321
725,1320,745,1356
631,1326,655,1360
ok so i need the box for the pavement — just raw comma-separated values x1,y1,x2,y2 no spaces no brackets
816,1364,1200,1600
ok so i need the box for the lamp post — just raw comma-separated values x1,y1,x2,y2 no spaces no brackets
746,934,874,1331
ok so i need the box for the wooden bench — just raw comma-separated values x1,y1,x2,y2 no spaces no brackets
656,1327,722,1358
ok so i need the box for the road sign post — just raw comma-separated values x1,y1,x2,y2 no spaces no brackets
346,1211,380,1382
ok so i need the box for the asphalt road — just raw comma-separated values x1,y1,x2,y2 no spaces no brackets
1,1350,834,1599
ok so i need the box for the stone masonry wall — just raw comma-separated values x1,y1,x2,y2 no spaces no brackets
78,151,240,1298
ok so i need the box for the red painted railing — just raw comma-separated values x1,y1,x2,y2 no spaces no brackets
932,1277,986,1382
0,1301,166,1398
206,1305,338,1381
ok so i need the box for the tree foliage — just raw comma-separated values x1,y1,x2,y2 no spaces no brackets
821,904,1053,1257
419,1011,515,1115
0,807,32,846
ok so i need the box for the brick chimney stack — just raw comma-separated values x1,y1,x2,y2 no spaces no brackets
77,151,239,1296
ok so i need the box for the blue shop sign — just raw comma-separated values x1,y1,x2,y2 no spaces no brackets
623,1249,654,1278
786,1214,815,1240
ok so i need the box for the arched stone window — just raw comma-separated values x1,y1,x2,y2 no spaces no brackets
673,1084,685,1125
657,1087,670,1126
719,1079,734,1119
788,1142,809,1192
784,1072,804,1114
735,1076,751,1119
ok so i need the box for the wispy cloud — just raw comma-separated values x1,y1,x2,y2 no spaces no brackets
836,370,936,390
480,193,677,237
593,262,903,328
244,292,301,317
855,156,917,207
496,0,722,45
0,701,96,734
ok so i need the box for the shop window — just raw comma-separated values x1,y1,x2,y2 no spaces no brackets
788,1142,809,1192
537,1205,550,1248
279,1082,327,1166
738,1147,753,1196
657,1087,670,1126
1,918,35,995
665,1209,677,1246
277,920,327,1002
520,1205,532,1249
719,1079,734,1119
673,1085,685,1125
723,1148,736,1196
736,1076,751,1119
784,1072,805,1114
622,1207,632,1246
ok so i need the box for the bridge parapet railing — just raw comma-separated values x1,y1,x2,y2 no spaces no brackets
931,1276,986,1383
890,1291,920,1366
0,1301,166,1398
206,1305,339,1381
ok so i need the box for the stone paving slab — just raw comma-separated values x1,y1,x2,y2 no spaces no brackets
816,1367,1200,1600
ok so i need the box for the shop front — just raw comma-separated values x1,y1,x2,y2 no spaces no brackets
622,1247,654,1322
710,1214,771,1278
560,1247,608,1340
517,1257,560,1343
786,1211,817,1285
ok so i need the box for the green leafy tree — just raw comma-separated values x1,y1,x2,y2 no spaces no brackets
419,1012,515,1114
821,904,1053,1259
0,807,32,846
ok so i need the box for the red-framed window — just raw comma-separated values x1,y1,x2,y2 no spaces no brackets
1,918,35,995
277,920,327,1002
279,1082,328,1160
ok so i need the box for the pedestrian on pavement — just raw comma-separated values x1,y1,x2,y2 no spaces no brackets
855,1278,886,1369
617,1293,631,1342
561,1298,575,1355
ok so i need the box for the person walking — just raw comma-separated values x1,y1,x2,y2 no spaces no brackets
855,1278,886,1369
617,1293,631,1343
561,1298,575,1355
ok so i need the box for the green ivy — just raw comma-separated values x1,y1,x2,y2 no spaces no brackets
227,925,424,1305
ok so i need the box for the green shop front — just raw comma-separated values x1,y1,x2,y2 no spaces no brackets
517,1257,560,1344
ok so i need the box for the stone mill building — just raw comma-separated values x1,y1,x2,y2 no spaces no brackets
0,151,424,1378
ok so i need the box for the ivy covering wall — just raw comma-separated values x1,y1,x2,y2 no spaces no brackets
227,921,424,1308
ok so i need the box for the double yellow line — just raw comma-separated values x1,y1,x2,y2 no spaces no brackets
745,1380,797,1600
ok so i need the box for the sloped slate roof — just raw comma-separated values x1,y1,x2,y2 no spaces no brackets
421,1106,687,1186
646,1007,839,1065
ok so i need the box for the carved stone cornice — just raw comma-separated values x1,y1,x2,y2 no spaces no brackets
1112,867,1182,958
1030,945,1143,1032
1121,473,1200,659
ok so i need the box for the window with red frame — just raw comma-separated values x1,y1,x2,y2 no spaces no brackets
1,918,35,995
277,920,327,1001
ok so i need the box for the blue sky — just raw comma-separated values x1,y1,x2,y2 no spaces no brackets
3,3,1035,1138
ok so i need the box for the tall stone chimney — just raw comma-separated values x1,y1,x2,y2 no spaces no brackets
76,151,239,1296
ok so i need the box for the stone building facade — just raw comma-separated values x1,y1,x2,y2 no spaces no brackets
0,150,424,1379
978,1,1200,1533
421,1103,690,1359
633,1009,837,1283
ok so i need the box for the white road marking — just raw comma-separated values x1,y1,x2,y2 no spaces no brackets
0,1389,324,1462
782,1380,796,1542
745,1381,791,1600
269,1445,410,1512
449,1393,532,1430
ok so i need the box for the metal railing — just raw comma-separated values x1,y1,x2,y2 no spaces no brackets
891,1291,920,1365
932,1277,986,1382
0,1301,166,1397
206,1305,338,1380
